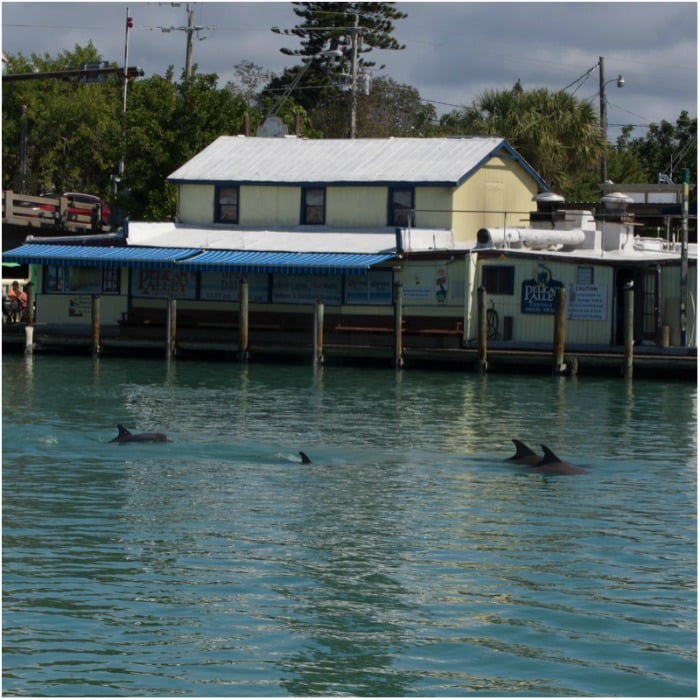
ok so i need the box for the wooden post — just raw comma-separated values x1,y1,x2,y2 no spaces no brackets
91,294,101,356
552,287,567,375
477,286,488,373
166,296,177,358
25,282,34,326
239,277,249,361
24,281,34,354
624,282,634,378
313,299,324,366
394,281,404,369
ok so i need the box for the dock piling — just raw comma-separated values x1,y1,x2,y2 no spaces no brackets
624,282,634,378
239,277,249,361
313,300,324,366
24,282,34,354
91,294,101,356
552,287,567,375
394,282,404,368
477,286,488,373
166,297,177,358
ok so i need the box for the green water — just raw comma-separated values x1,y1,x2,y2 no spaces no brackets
2,355,697,696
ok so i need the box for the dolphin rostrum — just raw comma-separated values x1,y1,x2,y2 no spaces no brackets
530,444,589,475
110,424,170,443
507,439,542,466
299,451,312,464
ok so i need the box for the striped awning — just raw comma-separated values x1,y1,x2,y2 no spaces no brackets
2,243,395,275
177,249,395,275
2,244,198,269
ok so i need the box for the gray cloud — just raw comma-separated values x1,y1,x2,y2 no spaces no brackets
2,1,696,137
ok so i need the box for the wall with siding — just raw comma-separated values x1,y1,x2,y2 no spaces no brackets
451,157,539,243
471,257,615,345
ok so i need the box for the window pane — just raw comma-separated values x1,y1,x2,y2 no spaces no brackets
303,188,325,224
217,186,238,223
482,266,514,295
391,188,414,226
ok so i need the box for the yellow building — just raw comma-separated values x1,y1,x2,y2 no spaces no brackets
3,137,695,368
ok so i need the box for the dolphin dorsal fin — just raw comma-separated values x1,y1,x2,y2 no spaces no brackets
299,451,312,464
512,439,536,458
539,444,561,465
117,424,131,437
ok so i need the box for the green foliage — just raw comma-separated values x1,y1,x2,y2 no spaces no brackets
619,113,697,187
2,47,258,222
267,1,406,114
438,86,605,197
3,39,694,224
309,76,437,138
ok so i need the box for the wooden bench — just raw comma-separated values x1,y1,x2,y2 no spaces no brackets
405,317,463,336
329,314,400,334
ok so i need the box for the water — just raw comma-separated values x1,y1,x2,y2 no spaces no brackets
2,354,697,696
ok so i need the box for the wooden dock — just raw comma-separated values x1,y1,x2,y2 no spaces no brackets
2,321,695,379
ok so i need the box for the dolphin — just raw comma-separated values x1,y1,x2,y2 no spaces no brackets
110,424,170,443
299,451,312,464
507,439,542,466
530,444,589,475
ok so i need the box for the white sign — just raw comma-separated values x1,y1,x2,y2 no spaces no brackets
272,274,342,304
200,271,269,302
567,284,607,321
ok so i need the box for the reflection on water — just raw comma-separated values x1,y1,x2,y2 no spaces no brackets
2,355,696,696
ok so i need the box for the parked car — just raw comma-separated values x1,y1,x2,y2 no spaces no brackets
38,192,111,230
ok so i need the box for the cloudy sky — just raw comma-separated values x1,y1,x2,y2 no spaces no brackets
2,1,697,140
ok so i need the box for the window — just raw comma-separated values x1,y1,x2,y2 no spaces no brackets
389,187,415,227
45,265,120,294
216,186,239,223
481,266,515,295
302,187,325,224
576,266,594,285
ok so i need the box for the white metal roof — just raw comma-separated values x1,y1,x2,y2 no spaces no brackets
167,136,526,186
126,222,454,254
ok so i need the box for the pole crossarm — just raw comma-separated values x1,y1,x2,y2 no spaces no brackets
2,67,144,82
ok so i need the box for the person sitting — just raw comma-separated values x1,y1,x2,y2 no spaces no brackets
5,281,27,323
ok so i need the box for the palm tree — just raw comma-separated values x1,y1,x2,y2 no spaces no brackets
440,86,604,196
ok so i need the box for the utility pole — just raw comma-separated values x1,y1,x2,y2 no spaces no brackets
598,55,624,184
680,168,689,346
184,4,194,82
598,55,607,183
153,4,215,84
349,11,359,139
121,8,133,178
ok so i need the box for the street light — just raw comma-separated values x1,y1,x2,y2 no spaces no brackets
598,55,625,184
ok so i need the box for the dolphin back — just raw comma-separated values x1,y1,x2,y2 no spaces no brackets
538,444,561,465
110,424,132,442
510,439,537,460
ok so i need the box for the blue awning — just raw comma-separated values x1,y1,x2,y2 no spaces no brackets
2,244,395,275
2,244,199,269
177,249,395,275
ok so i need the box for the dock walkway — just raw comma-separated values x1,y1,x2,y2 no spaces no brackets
2,321,696,379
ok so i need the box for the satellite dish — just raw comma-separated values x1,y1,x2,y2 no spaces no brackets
257,116,288,138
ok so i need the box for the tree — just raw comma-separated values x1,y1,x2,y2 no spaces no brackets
310,76,437,138
225,60,274,108
266,2,407,115
2,46,258,221
439,85,604,197
122,69,252,219
2,43,122,197
626,112,697,187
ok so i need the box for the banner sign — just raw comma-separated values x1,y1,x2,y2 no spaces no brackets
131,269,198,299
